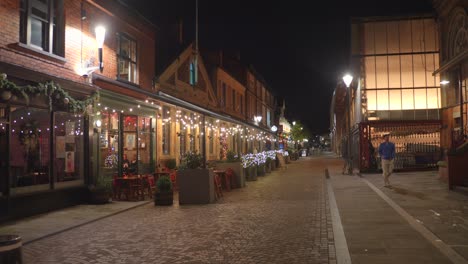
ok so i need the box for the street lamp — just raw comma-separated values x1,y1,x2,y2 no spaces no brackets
342,73,353,175
95,25,106,73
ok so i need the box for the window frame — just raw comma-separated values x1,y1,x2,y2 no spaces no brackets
19,0,65,57
117,32,138,84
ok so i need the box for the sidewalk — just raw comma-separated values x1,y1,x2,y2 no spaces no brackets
0,200,150,244
328,158,468,264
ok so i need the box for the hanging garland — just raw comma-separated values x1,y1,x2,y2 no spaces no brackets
0,73,99,113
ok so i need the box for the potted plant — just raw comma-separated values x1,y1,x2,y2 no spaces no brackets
166,158,177,171
88,174,112,204
268,150,277,170
154,176,173,206
177,151,215,204
256,152,266,176
242,153,257,181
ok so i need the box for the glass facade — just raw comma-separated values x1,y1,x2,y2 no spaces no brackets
54,112,84,186
361,18,441,120
10,107,50,191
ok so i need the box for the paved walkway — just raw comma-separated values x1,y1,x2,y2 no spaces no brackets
13,158,334,264
3,155,468,264
327,156,468,264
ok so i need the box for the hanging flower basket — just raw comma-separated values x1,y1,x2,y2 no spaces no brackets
1,90,11,100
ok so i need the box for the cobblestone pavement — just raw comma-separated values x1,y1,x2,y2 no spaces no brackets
23,157,335,264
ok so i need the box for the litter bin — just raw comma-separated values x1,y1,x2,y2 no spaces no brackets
0,235,22,264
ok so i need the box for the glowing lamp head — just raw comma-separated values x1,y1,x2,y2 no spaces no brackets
342,74,353,88
95,26,106,48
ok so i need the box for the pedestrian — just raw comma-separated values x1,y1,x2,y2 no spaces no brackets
378,134,395,187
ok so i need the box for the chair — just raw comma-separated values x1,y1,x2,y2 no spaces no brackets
169,171,177,191
214,173,223,199
225,168,236,189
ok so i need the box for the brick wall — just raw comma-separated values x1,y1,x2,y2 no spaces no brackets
0,0,155,90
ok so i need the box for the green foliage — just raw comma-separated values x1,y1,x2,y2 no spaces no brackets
226,150,239,162
157,176,172,192
290,121,311,142
180,151,203,170
166,159,177,170
0,73,99,113
266,157,272,165
93,175,112,193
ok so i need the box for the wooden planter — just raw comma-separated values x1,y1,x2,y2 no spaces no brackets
265,162,272,173
271,159,277,170
448,153,468,189
257,164,266,176
88,188,111,204
178,169,215,204
245,166,257,181
154,191,173,206
214,162,245,188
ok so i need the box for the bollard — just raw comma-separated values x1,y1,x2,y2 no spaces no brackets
0,235,23,264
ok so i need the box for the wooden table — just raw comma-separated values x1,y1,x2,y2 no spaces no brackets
114,176,144,201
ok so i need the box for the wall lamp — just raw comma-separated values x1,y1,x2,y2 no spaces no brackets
254,116,262,124
95,26,106,73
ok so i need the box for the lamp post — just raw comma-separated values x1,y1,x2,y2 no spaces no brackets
343,74,353,175
95,26,106,72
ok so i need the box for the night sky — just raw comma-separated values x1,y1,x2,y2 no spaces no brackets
124,0,433,134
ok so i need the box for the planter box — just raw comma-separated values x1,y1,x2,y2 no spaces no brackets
154,191,173,206
285,156,291,164
88,188,111,204
214,162,245,188
245,166,257,181
265,162,271,173
271,160,277,170
178,169,215,204
257,164,266,176
448,154,468,189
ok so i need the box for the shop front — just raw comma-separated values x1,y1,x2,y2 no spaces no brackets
0,72,97,221
94,91,158,186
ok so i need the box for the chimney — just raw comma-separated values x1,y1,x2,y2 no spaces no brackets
178,18,183,45
219,50,223,67
235,51,241,61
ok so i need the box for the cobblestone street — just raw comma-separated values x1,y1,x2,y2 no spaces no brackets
23,157,335,264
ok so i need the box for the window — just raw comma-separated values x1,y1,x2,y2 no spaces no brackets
99,111,119,177
117,33,137,83
232,90,236,109
20,0,65,56
240,95,243,114
54,112,84,184
209,128,214,154
189,113,196,152
222,83,227,107
189,60,197,85
162,106,171,155
10,107,51,190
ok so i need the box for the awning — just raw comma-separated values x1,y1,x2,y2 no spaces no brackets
155,91,276,136
433,50,468,76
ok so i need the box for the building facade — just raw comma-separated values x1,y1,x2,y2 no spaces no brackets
0,0,279,221
433,0,468,188
331,15,443,172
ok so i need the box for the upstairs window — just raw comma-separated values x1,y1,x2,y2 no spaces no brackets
20,0,65,56
117,33,137,83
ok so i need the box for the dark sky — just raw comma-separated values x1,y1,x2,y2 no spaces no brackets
125,0,433,134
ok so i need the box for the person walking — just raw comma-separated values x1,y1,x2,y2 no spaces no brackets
378,134,395,187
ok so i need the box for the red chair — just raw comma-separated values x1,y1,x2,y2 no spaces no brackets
225,168,235,190
214,173,223,199
169,170,177,191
